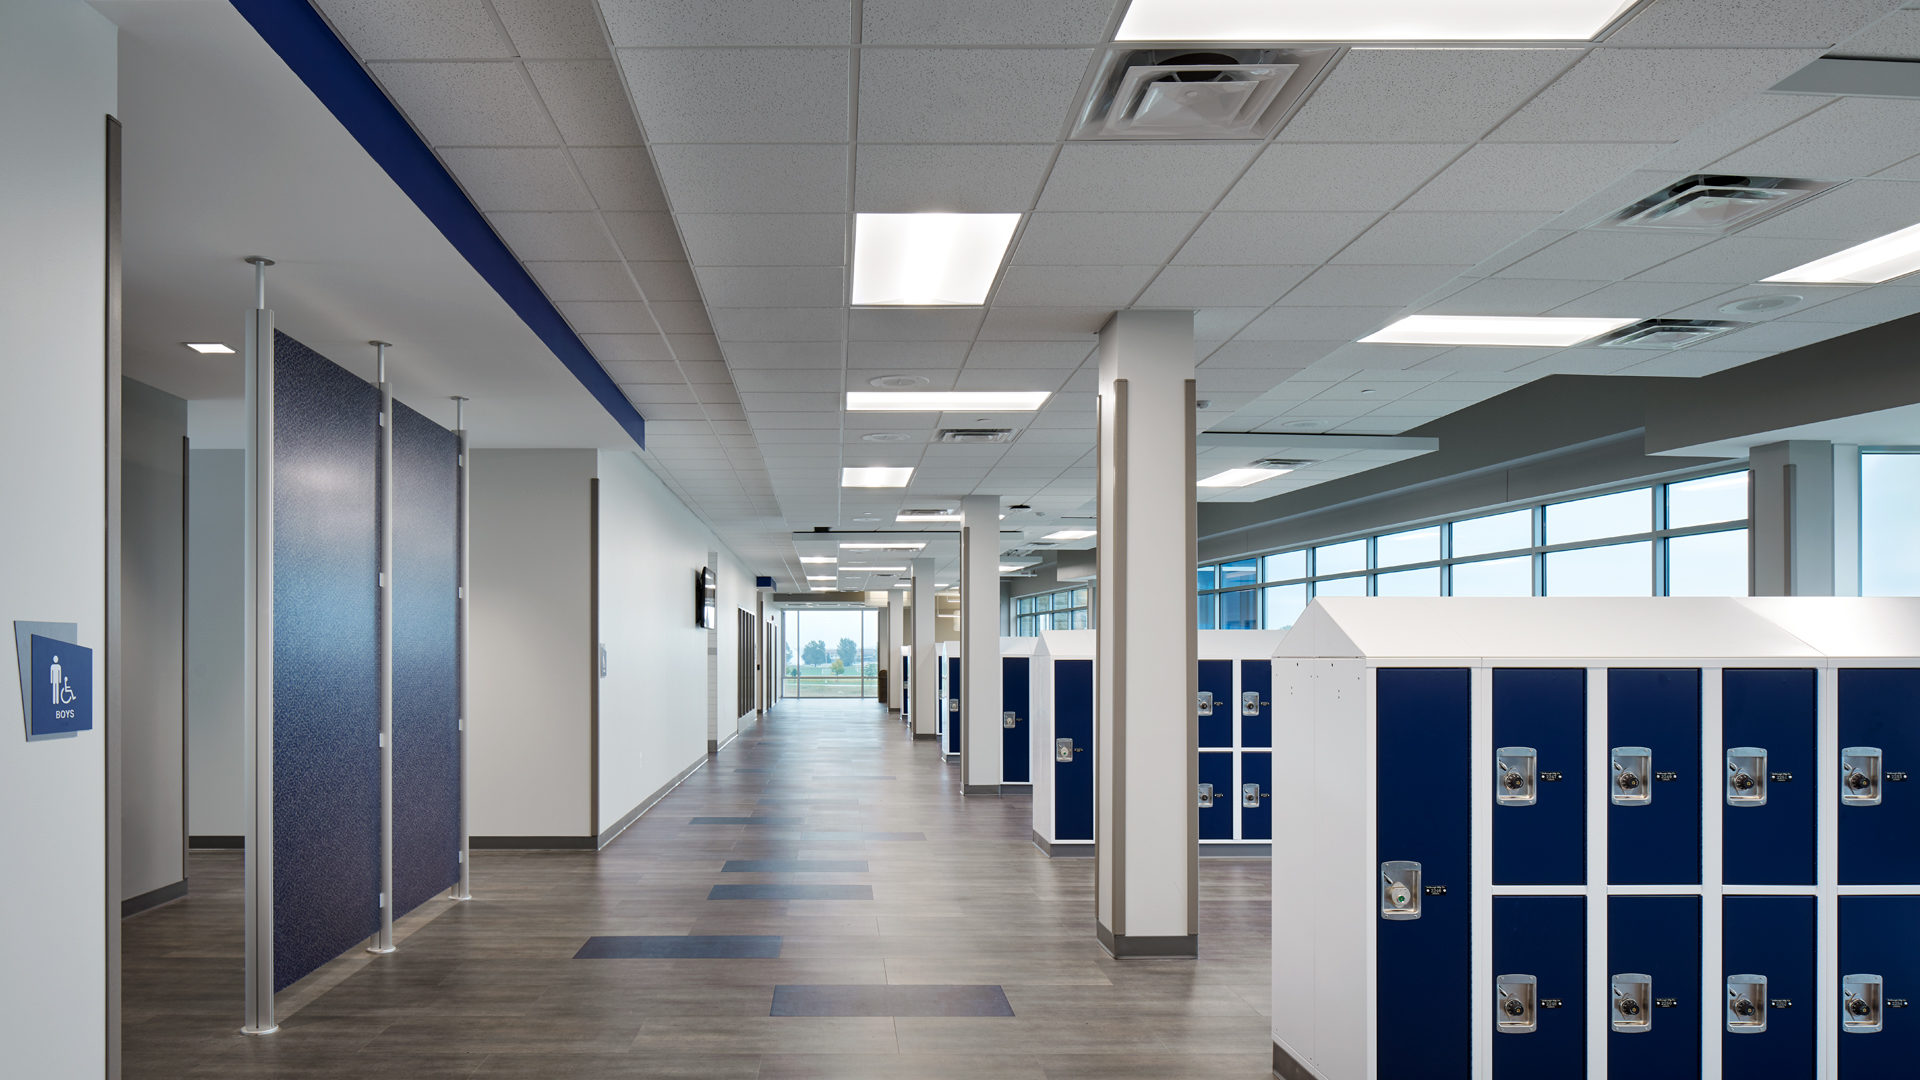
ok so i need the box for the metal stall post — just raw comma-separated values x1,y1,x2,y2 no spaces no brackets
450,397,471,901
370,342,396,954
241,256,278,1035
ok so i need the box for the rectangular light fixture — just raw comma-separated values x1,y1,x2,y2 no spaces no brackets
847,391,1051,412
1198,466,1294,488
184,342,234,354
851,212,1021,306
839,542,927,551
1044,529,1097,541
896,511,962,522
806,575,837,581
999,565,1025,573
1115,0,1638,42
798,556,837,564
844,565,908,572
1361,315,1639,348
842,466,915,488
1764,221,1920,284
810,586,836,592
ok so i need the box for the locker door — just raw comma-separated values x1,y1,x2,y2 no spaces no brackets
1001,657,1031,784
1053,659,1094,842
1240,660,1273,749
1493,668,1585,886
1492,896,1585,1077
946,657,962,755
900,660,908,720
1838,668,1920,885
1609,669,1702,886
1607,896,1702,1080
1723,895,1815,1079
1377,668,1472,1080
1198,752,1233,840
1839,895,1920,1079
1240,750,1272,841
1723,669,1816,886
1197,659,1233,748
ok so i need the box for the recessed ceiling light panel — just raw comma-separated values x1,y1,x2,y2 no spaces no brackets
184,342,234,354
1198,466,1294,488
1114,0,1640,42
841,466,915,488
848,391,1051,412
1362,315,1639,348
1765,221,1920,284
799,556,837,564
1043,529,1097,541
851,213,1020,306
840,542,927,551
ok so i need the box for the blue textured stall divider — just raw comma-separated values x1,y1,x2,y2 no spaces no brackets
273,332,380,991
393,402,461,918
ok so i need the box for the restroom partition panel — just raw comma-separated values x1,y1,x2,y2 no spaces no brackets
1837,668,1920,885
1002,656,1030,784
271,332,380,991
1054,659,1094,842
1722,668,1816,886
392,403,461,918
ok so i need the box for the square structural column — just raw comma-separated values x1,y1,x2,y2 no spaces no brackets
1750,440,1860,596
887,587,905,713
1095,309,1198,958
911,558,939,739
961,494,1004,794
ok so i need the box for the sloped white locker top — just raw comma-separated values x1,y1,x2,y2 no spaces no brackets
1036,629,1096,658
1200,628,1287,659
1737,597,1920,658
1273,597,1822,661
1001,636,1040,657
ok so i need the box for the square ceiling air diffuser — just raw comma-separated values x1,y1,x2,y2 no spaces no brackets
1600,175,1843,233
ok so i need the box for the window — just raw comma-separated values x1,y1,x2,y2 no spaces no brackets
1013,585,1092,636
1863,452,1920,596
781,607,880,698
1195,469,1750,625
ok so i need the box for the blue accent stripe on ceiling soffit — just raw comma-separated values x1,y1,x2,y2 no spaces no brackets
228,0,646,449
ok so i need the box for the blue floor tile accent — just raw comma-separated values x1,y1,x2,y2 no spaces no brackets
813,774,895,780
688,817,802,825
770,984,1014,1017
574,935,783,959
708,884,873,901
721,859,869,873
798,830,926,841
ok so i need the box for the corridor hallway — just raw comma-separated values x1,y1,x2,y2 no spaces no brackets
123,699,1274,1078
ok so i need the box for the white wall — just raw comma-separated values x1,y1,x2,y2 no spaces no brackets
185,448,244,837
593,451,751,832
470,450,595,838
0,0,115,1071
122,378,184,900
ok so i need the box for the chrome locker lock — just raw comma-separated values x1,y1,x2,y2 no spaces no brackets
1002,711,1017,729
1612,747,1653,806
1197,783,1214,809
1196,691,1214,717
1843,974,1884,1034
1379,860,1421,921
1727,975,1768,1034
948,698,960,713
1240,691,1267,716
1612,974,1653,1033
1242,783,1266,808
1842,747,1884,807
1055,738,1075,764
1496,974,1538,1035
1496,746,1538,807
1727,747,1769,807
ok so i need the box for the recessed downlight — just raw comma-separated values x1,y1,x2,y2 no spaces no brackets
869,374,930,389
860,431,917,443
1718,295,1803,315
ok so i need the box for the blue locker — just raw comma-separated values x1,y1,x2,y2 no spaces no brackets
1492,896,1585,1077
1607,895,1702,1080
945,657,962,755
1609,669,1702,886
1197,659,1233,748
1241,660,1273,748
1723,669,1816,886
1839,895,1920,1079
900,660,907,720
1723,895,1815,1079
1198,752,1233,839
1054,659,1094,842
1493,668,1586,886
1002,657,1030,784
1376,668,1472,1080
1838,668,1920,885
1241,750,1272,841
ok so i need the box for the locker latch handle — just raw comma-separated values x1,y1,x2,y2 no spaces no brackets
1380,860,1420,921
1003,711,1019,729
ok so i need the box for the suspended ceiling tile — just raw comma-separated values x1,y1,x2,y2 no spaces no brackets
524,260,645,302
625,260,702,303
710,307,846,342
857,48,1096,144
439,147,594,211
953,366,1074,392
1012,211,1202,266
1297,344,1443,372
854,143,1056,213
1173,212,1381,266
1410,347,1558,374
1334,212,1558,266
568,147,670,212
1420,276,1607,316
1505,349,1644,378
663,334,725,365
525,60,645,145
1629,235,1851,284
557,300,658,334
486,212,620,260
1401,143,1667,214
367,61,560,146
722,340,847,369
1488,49,1817,143
697,266,846,308
675,213,847,266
1195,308,1264,341
1202,341,1347,369
1498,231,1716,282
1778,285,1920,324
1833,8,1920,58
1277,48,1579,144
602,211,685,261
741,391,843,413
965,341,1096,368
1548,280,1737,319
846,340,969,368
492,0,610,59
1234,306,1401,343
1137,265,1315,309
1038,143,1258,212
1617,350,1773,378
993,265,1157,307
1220,142,1467,213
599,0,853,47
606,359,685,382
1640,92,1834,175
619,48,849,144
652,144,849,213
1274,264,1470,309
1605,0,1906,47
316,0,515,61
618,382,696,404
861,0,1118,45
644,301,714,336
1737,178,1920,243
847,308,986,341
1713,96,1920,178
977,307,1108,340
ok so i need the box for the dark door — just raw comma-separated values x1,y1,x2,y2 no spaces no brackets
1608,669,1702,886
1723,669,1816,885
1493,668,1585,886
1001,656,1030,784
1054,659,1094,841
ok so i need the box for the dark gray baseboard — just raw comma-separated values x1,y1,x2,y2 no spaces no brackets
911,732,937,740
471,835,596,850
962,783,1001,795
1031,831,1094,858
1096,923,1198,959
1200,843,1273,858
121,878,187,918
1273,1039,1316,1080
188,835,243,849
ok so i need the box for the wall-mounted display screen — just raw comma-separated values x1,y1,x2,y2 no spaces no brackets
696,566,716,629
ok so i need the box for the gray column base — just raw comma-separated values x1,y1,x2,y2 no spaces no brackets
1272,1039,1319,1080
1031,831,1095,857
911,732,938,740
121,879,188,918
1200,842,1273,858
1096,922,1198,959
962,783,1001,795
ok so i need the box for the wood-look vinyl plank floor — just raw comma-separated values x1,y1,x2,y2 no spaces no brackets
123,699,1277,1078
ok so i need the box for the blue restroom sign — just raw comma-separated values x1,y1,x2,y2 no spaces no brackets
30,634,91,735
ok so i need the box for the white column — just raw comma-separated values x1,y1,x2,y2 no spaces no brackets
241,257,278,1033
961,495,1004,793
1095,309,1198,959
910,557,939,739
1750,440,1855,596
886,587,905,714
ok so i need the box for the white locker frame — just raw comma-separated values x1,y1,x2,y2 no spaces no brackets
1199,629,1285,855
1030,629,1096,857
1000,636,1039,788
1269,597,1920,1080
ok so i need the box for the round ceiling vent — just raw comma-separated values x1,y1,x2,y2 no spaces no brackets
869,374,930,388
861,431,915,443
1719,294,1803,315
